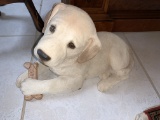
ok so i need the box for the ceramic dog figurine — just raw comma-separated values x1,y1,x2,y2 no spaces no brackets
16,3,134,96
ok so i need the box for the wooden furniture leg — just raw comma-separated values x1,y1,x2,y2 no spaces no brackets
24,0,44,32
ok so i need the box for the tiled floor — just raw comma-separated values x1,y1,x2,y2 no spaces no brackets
0,1,160,120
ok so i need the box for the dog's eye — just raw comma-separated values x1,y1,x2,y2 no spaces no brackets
50,25,56,33
68,42,75,49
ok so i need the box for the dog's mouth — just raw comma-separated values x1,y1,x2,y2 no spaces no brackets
32,53,49,67
37,58,49,67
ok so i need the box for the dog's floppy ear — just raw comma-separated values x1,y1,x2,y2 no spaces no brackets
42,3,66,33
77,35,101,63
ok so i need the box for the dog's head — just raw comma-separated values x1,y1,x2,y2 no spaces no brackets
34,3,101,67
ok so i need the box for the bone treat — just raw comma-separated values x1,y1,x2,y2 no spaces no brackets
23,62,43,101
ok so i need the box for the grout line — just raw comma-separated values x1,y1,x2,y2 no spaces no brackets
0,35,37,37
34,0,43,38
123,32,160,99
20,99,26,120
34,0,44,36
39,0,44,15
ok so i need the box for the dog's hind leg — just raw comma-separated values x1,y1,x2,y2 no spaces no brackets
97,44,134,92
97,67,130,92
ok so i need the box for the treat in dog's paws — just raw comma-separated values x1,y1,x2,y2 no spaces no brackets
23,62,43,101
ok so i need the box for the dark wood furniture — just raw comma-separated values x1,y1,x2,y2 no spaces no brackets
62,0,160,32
0,0,44,32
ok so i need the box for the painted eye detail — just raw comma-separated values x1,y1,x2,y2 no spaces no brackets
50,25,56,33
68,42,75,49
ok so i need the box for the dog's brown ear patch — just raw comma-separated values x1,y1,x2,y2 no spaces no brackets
42,3,66,33
77,36,101,63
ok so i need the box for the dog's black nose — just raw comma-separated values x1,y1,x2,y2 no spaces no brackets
37,49,51,61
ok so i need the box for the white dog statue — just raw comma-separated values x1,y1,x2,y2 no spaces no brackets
16,3,134,95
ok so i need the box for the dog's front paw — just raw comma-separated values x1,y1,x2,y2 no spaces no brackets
97,80,111,92
97,81,106,92
21,78,42,95
16,72,28,88
16,78,23,88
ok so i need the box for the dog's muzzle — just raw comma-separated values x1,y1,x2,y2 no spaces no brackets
37,49,51,61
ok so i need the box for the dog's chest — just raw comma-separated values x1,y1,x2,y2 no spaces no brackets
50,67,66,75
